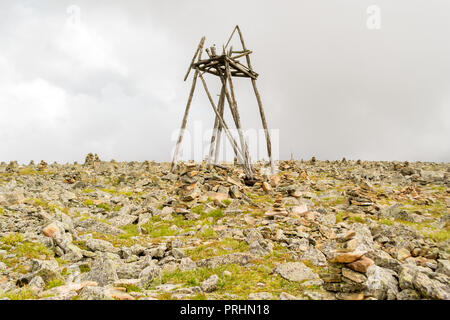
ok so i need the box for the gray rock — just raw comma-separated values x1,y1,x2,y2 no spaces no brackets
86,256,118,286
437,259,450,276
413,272,450,300
274,262,319,283
116,262,142,279
201,274,219,293
28,276,45,292
300,247,327,266
365,265,398,300
75,219,125,236
196,253,254,268
397,289,421,300
78,286,113,300
139,264,161,289
86,238,118,253
248,292,273,300
180,257,196,271
279,292,299,300
171,248,186,259
108,214,138,227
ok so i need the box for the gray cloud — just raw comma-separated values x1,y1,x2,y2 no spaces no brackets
0,0,449,163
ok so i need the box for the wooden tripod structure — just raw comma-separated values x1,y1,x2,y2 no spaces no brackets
171,26,274,179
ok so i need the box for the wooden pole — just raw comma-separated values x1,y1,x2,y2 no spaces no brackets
207,85,225,167
224,26,238,50
170,71,199,172
235,26,274,174
223,59,254,177
213,110,224,164
171,37,205,171
184,37,206,81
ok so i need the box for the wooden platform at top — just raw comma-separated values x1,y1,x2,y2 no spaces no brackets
193,53,259,79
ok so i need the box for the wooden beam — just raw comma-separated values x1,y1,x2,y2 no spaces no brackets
207,84,226,167
235,26,274,174
171,70,199,172
223,59,254,177
172,38,206,171
184,37,205,81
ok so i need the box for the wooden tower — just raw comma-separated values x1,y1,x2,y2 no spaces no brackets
171,25,274,180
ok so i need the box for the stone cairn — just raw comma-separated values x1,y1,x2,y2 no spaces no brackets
84,153,101,167
37,160,48,171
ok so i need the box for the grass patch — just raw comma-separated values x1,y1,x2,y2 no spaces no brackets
96,203,111,211
347,215,365,224
124,285,142,293
120,224,140,239
79,265,91,273
45,279,65,290
423,229,450,242
0,233,24,246
0,288,37,300
379,218,394,226
14,242,54,259
187,238,249,261
18,168,37,175
150,262,311,299
83,199,94,206
199,227,218,240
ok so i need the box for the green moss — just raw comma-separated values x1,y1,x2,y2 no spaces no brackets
335,212,344,223
120,224,140,239
187,238,249,261
151,262,311,300
222,199,232,206
83,199,94,206
143,224,177,238
45,279,65,290
81,189,95,194
423,229,450,242
379,218,394,226
96,203,111,211
79,265,91,273
204,209,223,219
73,240,89,251
191,205,205,215
347,215,365,224
189,293,207,300
0,287,37,300
199,227,218,240
124,285,142,293
0,233,24,246
14,242,54,259
18,168,37,175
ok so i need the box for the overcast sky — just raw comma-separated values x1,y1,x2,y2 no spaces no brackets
0,0,449,164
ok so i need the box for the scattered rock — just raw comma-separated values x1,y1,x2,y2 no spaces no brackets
274,262,320,283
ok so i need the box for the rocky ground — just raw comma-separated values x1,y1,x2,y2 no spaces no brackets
0,154,449,300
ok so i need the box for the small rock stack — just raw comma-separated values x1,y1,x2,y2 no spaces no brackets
264,194,288,219
176,163,202,205
6,161,19,173
319,225,377,300
37,160,48,171
321,253,374,300
84,153,101,167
